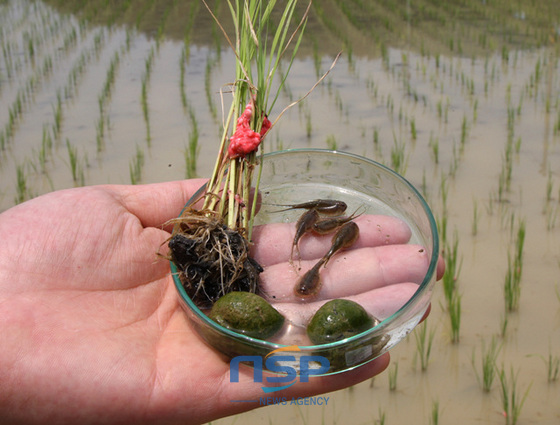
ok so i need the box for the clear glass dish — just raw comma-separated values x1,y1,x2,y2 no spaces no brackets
171,149,439,375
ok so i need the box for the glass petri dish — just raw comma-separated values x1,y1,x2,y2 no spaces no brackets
171,149,439,374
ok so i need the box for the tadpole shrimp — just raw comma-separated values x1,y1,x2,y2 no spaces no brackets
311,208,363,235
294,258,325,298
271,199,347,216
293,220,360,299
291,208,320,258
322,221,360,266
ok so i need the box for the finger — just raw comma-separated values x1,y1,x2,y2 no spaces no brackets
251,215,412,266
437,254,445,280
112,179,208,229
259,244,429,302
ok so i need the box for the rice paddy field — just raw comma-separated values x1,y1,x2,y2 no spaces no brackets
1,0,560,423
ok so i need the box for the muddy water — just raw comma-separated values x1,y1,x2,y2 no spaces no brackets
1,0,559,423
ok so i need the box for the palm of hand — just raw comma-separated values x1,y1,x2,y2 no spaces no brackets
0,181,434,425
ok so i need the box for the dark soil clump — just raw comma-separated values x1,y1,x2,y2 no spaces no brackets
168,212,262,309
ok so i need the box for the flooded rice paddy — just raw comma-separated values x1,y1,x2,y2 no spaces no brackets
1,0,559,423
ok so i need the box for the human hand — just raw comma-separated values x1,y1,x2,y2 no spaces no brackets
0,181,443,425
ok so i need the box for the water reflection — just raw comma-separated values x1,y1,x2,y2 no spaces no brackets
42,0,559,57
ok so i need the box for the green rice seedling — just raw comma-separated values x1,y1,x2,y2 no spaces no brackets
14,164,29,205
449,290,462,343
311,38,321,78
129,146,145,185
140,48,155,145
472,199,479,236
390,132,407,175
100,51,120,111
410,118,417,140
502,46,509,63
530,349,560,383
430,400,440,425
326,134,337,150
545,170,554,208
504,219,525,311
184,108,199,179
504,253,519,312
305,110,312,139
448,142,461,178
388,361,398,391
460,114,468,151
96,117,105,153
429,132,439,164
437,214,448,252
497,365,531,425
414,320,435,371
473,98,478,123
442,231,461,303
141,75,151,145
500,311,509,338
545,352,560,382
66,139,84,186
37,142,48,175
421,169,428,199
204,54,218,120
472,336,501,392
514,136,522,154
546,205,558,230
373,126,379,147
52,92,63,139
375,408,386,425
179,46,188,109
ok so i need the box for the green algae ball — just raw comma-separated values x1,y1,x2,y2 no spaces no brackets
208,292,285,339
307,299,375,345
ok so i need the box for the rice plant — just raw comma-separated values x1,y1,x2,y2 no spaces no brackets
460,114,468,151
14,164,29,205
326,134,338,150
472,199,479,236
129,145,145,185
179,45,188,109
410,117,417,140
430,400,440,425
141,47,155,145
472,336,501,392
388,361,398,391
390,131,407,175
500,311,509,338
375,408,386,425
66,139,84,186
448,290,462,343
504,219,525,312
429,132,439,164
414,320,435,371
305,110,312,139
184,108,199,179
545,353,560,382
530,349,560,383
52,92,63,139
442,231,461,304
204,53,219,120
141,74,151,145
497,365,531,425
